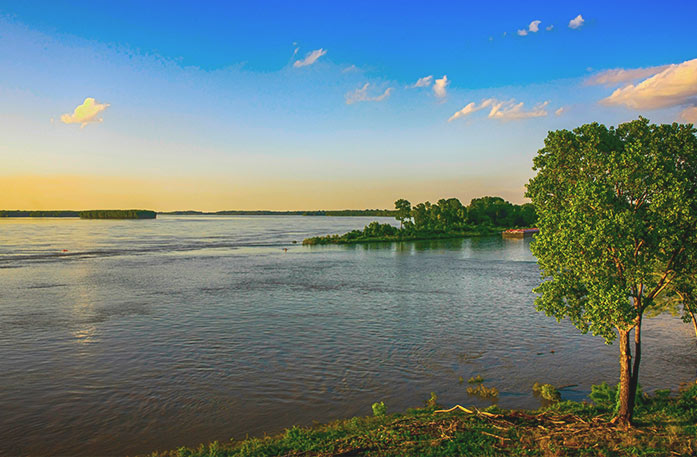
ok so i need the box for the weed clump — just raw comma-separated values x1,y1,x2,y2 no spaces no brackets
371,401,387,417
466,384,498,398
468,374,484,384
590,382,647,412
425,392,439,409
533,383,561,401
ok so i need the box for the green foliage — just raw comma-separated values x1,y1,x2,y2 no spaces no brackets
425,392,438,409
79,209,156,219
394,199,412,228
526,117,697,342
532,383,561,401
159,393,697,457
0,210,79,217
303,195,536,244
163,209,398,216
467,375,483,384
589,382,647,412
372,401,387,417
540,385,561,402
590,382,617,410
466,384,499,398
527,118,697,422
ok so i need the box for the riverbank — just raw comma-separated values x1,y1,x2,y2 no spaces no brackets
148,385,696,457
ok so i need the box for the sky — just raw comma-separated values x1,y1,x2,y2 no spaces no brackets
1,1,696,211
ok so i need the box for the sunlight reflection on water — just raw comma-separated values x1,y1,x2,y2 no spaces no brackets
0,216,695,456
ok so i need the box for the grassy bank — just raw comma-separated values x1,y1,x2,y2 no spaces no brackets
303,226,503,245
148,384,697,457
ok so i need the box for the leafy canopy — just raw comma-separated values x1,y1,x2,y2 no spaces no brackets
526,118,697,343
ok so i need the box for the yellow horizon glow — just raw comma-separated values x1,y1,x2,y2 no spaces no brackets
1,175,529,212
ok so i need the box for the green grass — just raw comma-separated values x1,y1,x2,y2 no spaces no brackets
302,228,502,245
145,384,697,457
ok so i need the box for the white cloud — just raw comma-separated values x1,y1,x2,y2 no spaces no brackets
449,98,548,122
569,14,584,29
489,99,549,120
546,25,554,31
411,75,433,88
600,58,697,109
293,48,327,67
448,98,495,122
433,75,448,98
681,106,697,124
60,97,110,127
529,20,541,33
342,64,359,73
345,83,393,105
555,106,566,116
517,29,528,36
585,65,671,86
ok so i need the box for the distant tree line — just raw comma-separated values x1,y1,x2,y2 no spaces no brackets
162,209,397,216
1,209,157,219
79,210,156,219
0,210,80,217
304,196,536,244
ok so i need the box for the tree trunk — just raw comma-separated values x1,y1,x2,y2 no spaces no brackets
614,314,643,426
615,328,634,426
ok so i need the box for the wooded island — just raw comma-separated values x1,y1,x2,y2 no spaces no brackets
303,196,536,245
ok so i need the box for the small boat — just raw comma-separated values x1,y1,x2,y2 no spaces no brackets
502,228,539,238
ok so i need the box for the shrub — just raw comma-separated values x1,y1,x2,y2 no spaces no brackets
466,384,499,398
590,382,647,412
540,384,561,402
425,392,438,409
372,401,387,417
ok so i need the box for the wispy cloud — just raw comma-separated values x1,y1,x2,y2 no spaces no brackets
433,75,448,98
555,106,566,116
342,64,359,73
60,97,110,127
449,98,549,122
546,24,554,31
345,83,393,105
489,99,549,120
600,58,697,110
448,99,495,122
568,14,584,29
585,64,671,86
517,29,528,37
293,48,327,68
410,75,433,88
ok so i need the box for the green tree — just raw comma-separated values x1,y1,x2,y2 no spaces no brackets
526,118,697,425
394,199,412,229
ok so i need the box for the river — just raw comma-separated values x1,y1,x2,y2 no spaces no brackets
1,215,694,456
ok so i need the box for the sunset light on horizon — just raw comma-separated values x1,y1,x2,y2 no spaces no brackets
2,1,696,210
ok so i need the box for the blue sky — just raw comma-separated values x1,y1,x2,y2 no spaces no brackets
1,1,696,210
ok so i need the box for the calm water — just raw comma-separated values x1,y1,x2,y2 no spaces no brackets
1,216,695,456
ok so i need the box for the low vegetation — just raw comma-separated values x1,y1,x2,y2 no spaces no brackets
79,210,157,219
162,210,397,216
1,209,157,219
0,210,80,217
303,196,537,245
147,382,697,457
